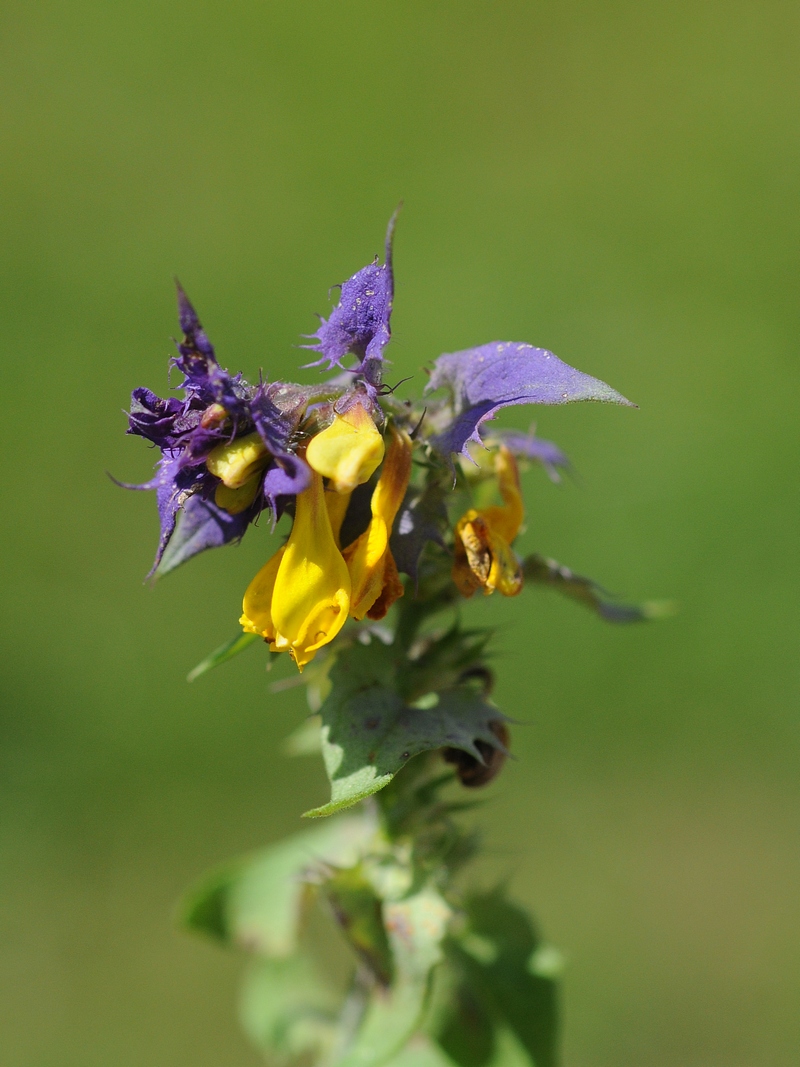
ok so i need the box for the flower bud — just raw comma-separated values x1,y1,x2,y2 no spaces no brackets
206,431,269,489
306,402,385,494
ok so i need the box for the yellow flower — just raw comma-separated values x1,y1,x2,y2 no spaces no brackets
240,468,351,671
343,425,412,621
206,431,270,515
452,445,524,598
306,401,385,494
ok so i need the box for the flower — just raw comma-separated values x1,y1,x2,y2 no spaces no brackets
452,446,525,598
241,467,351,671
240,422,411,669
123,216,638,670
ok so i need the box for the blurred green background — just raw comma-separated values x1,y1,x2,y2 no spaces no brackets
1,1,798,1064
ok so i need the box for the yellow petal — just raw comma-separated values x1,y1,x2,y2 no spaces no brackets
206,431,269,489
306,402,385,493
241,545,285,642
480,446,524,543
343,425,412,620
271,469,351,670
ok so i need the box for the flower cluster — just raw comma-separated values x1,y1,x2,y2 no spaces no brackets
124,218,654,1067
121,216,633,671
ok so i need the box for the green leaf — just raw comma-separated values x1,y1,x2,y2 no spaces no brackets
240,955,339,1064
304,642,507,818
180,808,377,956
186,630,258,682
335,886,453,1067
522,553,675,623
435,891,558,1067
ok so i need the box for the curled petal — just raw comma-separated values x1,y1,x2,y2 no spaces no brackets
452,447,524,598
343,425,412,620
262,453,312,510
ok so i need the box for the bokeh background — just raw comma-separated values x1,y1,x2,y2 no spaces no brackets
2,1,799,1064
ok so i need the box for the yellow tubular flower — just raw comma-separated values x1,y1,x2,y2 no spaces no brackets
452,445,524,598
240,469,351,671
343,425,412,621
306,401,385,494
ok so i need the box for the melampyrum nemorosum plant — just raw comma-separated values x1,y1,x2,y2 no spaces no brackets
119,212,667,1067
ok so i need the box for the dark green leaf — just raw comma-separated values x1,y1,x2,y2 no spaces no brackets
180,809,377,955
304,642,507,818
522,553,675,623
186,630,259,682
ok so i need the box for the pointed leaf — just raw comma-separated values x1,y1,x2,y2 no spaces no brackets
187,631,259,682
522,553,675,623
390,481,448,579
326,866,394,986
156,492,252,577
304,642,507,818
441,892,558,1067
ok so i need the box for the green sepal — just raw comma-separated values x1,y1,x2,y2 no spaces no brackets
522,553,675,624
304,641,506,818
240,955,339,1065
180,808,377,956
186,630,259,682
